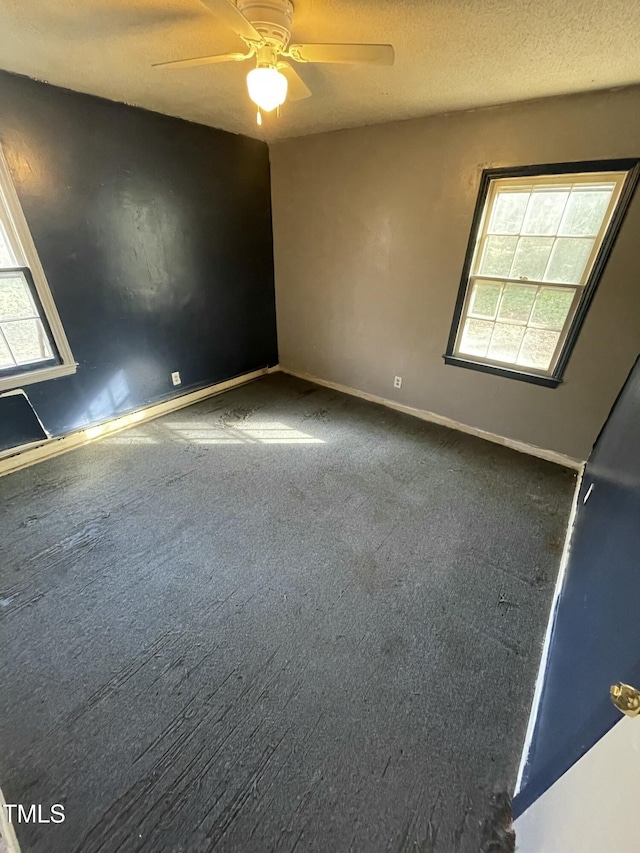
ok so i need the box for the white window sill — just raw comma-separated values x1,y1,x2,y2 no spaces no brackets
0,362,78,393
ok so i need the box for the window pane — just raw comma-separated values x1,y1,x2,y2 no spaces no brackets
544,237,594,284
459,318,493,357
0,331,14,368
454,170,627,377
498,284,537,323
530,287,575,330
560,187,613,236
0,222,17,268
488,190,529,234
517,329,561,370
488,323,525,362
469,281,502,318
521,190,569,236
0,275,37,320
1,319,53,364
479,236,517,277
510,237,554,280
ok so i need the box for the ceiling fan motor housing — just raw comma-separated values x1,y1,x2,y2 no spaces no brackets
237,0,294,51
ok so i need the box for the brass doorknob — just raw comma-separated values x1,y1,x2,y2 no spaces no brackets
610,683,640,717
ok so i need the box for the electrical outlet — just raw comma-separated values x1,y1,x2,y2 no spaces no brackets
394,376,402,389
171,371,181,386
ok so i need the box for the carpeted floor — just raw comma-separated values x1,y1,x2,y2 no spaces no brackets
0,373,574,853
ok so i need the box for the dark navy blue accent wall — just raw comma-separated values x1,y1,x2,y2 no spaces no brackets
514,355,640,818
0,70,277,449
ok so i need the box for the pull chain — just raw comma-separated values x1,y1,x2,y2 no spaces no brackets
256,108,262,126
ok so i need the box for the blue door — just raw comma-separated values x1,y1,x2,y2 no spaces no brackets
514,355,640,831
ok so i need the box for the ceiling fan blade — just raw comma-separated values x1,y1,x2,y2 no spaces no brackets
287,43,395,66
200,0,263,43
277,62,312,101
153,50,251,69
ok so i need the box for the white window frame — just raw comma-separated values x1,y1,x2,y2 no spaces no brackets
0,144,77,392
445,161,640,387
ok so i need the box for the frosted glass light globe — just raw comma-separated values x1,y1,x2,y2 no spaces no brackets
247,66,288,112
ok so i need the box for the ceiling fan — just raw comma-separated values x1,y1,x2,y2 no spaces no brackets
153,0,395,125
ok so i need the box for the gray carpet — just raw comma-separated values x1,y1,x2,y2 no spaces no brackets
0,373,574,853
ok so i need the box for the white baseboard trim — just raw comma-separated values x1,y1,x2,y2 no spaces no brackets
0,366,273,478
280,367,585,471
0,361,583,476
0,786,21,853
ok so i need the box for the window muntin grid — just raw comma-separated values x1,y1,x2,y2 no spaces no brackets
0,269,57,370
0,144,74,389
454,172,626,375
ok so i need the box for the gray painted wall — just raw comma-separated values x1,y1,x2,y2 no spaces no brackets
270,86,640,462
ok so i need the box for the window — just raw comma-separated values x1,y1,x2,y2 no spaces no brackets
0,145,76,392
445,160,640,387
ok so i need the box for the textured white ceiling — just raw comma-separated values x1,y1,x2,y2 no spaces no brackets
0,0,639,141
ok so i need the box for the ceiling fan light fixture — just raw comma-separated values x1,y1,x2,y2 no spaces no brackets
246,66,288,112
